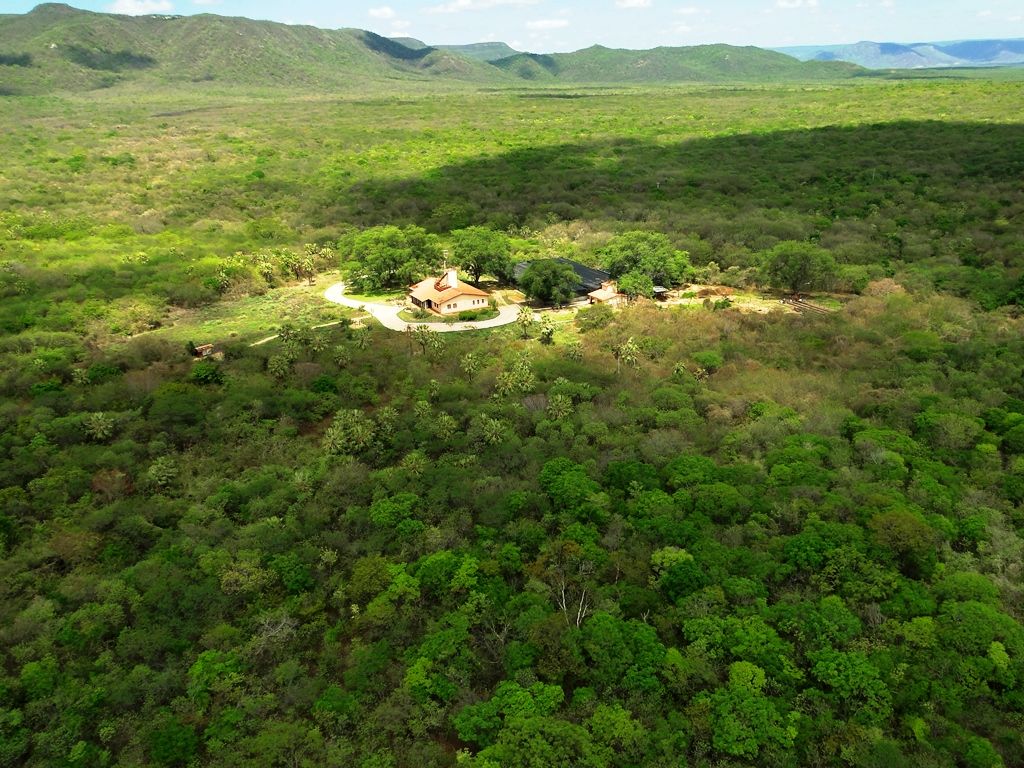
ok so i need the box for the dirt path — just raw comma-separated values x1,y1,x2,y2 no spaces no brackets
249,317,363,347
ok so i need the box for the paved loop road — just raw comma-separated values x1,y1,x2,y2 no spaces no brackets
323,282,523,333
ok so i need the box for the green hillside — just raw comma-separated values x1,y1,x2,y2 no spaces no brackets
438,41,520,62
0,3,508,94
493,43,861,83
0,4,867,95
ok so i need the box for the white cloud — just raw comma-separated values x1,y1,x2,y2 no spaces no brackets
368,6,396,19
191,0,219,6
676,6,702,14
427,0,538,13
616,0,651,8
108,0,173,13
526,18,570,29
776,0,817,7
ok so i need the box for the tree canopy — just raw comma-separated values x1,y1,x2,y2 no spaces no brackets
617,271,655,300
344,225,442,291
3,75,1024,768
518,259,580,305
450,226,513,285
600,231,691,287
762,241,838,294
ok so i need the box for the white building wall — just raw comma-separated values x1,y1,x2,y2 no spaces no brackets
438,296,489,315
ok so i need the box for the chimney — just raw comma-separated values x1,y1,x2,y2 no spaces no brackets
445,268,458,288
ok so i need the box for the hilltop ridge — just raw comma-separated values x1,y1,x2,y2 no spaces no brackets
0,3,858,94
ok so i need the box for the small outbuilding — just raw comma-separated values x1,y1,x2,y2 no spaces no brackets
409,269,490,315
588,280,625,307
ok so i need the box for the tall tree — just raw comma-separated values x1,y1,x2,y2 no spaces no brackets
600,231,691,287
346,225,441,291
451,226,513,285
617,271,655,301
519,259,579,306
762,241,838,294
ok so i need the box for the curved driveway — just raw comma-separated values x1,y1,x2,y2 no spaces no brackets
324,282,523,333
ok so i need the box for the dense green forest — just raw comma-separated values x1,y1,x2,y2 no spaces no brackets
2,60,1024,768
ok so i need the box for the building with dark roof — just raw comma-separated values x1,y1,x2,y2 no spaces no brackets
513,258,612,296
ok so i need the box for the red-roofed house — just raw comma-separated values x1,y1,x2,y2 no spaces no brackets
408,269,490,315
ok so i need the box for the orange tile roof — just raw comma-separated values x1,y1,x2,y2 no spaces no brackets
409,271,488,304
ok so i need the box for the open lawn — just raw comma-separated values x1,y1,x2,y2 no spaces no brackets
339,290,407,305
141,272,354,345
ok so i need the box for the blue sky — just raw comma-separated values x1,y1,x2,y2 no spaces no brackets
9,1,1024,51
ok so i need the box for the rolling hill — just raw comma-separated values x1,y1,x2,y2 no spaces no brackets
0,3,509,94
0,3,860,95
491,44,860,83
777,38,1024,69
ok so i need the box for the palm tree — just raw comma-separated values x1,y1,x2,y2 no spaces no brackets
84,412,116,442
517,306,534,339
611,337,641,375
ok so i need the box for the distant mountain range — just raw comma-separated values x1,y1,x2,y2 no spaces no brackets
0,3,857,95
776,39,1024,69
391,37,865,83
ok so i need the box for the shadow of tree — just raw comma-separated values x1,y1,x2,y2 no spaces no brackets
63,45,157,72
325,120,1024,303
335,121,1023,235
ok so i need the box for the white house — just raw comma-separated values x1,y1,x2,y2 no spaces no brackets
408,269,490,315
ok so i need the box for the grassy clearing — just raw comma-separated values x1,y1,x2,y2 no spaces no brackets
811,296,845,311
144,274,352,345
340,290,406,305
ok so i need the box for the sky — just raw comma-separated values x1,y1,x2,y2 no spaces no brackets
8,0,1024,52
